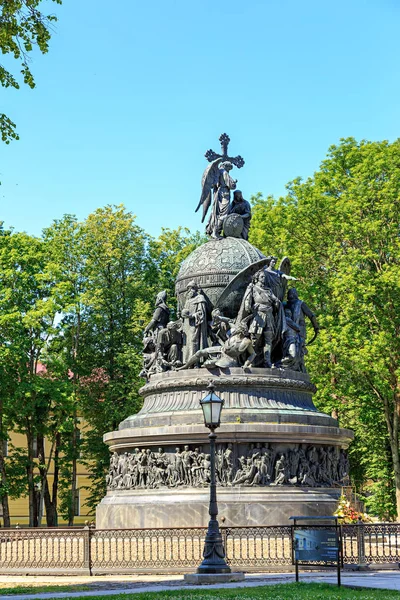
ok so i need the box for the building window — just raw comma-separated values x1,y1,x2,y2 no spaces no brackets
74,489,80,516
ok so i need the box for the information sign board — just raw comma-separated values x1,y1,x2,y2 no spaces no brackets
294,528,339,562
290,515,342,587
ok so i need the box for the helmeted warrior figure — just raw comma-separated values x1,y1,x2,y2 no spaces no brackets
237,269,286,368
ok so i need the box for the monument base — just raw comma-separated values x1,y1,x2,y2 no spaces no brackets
96,486,342,529
98,368,353,529
184,572,245,584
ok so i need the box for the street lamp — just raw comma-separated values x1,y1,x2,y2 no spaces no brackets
197,381,231,575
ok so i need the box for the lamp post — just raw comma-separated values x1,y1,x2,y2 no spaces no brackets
197,381,231,574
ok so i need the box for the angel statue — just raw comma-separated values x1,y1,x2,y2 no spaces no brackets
195,160,237,238
195,134,245,238
264,256,298,302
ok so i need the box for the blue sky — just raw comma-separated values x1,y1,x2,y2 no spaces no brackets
1,0,399,239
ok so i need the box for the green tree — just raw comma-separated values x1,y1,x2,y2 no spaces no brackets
250,137,400,519
0,207,205,523
75,205,154,511
0,0,62,143
0,227,74,526
148,227,205,315
43,215,85,525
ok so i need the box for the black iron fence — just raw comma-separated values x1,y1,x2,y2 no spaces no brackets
0,523,399,575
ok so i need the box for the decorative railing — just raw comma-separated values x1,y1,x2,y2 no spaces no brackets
342,522,400,565
0,523,399,574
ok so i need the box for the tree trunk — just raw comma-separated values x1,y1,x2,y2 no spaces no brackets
69,421,78,526
26,431,37,527
381,387,400,520
38,434,60,527
393,448,400,521
0,398,10,527
45,433,60,527
0,452,10,528
391,395,400,521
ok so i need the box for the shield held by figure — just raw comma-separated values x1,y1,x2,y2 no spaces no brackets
215,258,270,318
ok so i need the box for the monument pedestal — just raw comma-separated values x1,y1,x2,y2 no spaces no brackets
184,572,245,584
96,368,353,529
97,485,345,529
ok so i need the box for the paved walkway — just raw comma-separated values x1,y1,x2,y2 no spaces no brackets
1,571,400,599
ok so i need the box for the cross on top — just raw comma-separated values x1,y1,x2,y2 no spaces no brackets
204,133,245,169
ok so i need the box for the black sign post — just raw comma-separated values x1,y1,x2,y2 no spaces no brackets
289,516,342,587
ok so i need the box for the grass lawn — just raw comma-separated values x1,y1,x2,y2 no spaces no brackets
0,584,92,596
1,583,397,599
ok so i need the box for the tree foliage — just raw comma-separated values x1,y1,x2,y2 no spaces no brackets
0,206,202,524
250,137,400,520
0,0,61,143
2,138,399,523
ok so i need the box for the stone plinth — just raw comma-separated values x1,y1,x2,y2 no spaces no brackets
96,367,353,529
96,486,344,529
184,572,245,584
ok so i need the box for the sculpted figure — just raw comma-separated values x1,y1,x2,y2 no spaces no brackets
182,445,193,486
195,133,244,237
223,443,234,485
327,446,338,482
181,281,208,364
289,448,300,481
106,452,119,488
331,447,340,482
178,321,255,370
271,454,287,486
228,190,252,240
216,447,224,485
207,161,237,238
174,447,185,484
140,336,157,380
141,291,171,380
264,257,297,302
153,448,167,486
286,288,319,369
196,160,238,239
191,448,203,486
233,457,257,486
138,449,149,488
261,444,274,481
143,350,170,378
158,320,183,367
237,270,286,368
278,308,303,371
338,450,349,481
299,459,316,487
254,455,270,485
209,309,232,345
202,454,211,484
144,291,170,339
214,322,255,368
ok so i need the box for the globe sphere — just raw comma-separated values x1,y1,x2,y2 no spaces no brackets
176,237,265,318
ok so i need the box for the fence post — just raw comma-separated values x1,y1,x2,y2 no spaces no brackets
221,524,229,564
356,519,366,569
83,526,93,576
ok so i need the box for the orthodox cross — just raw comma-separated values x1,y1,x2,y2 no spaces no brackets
204,133,245,169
